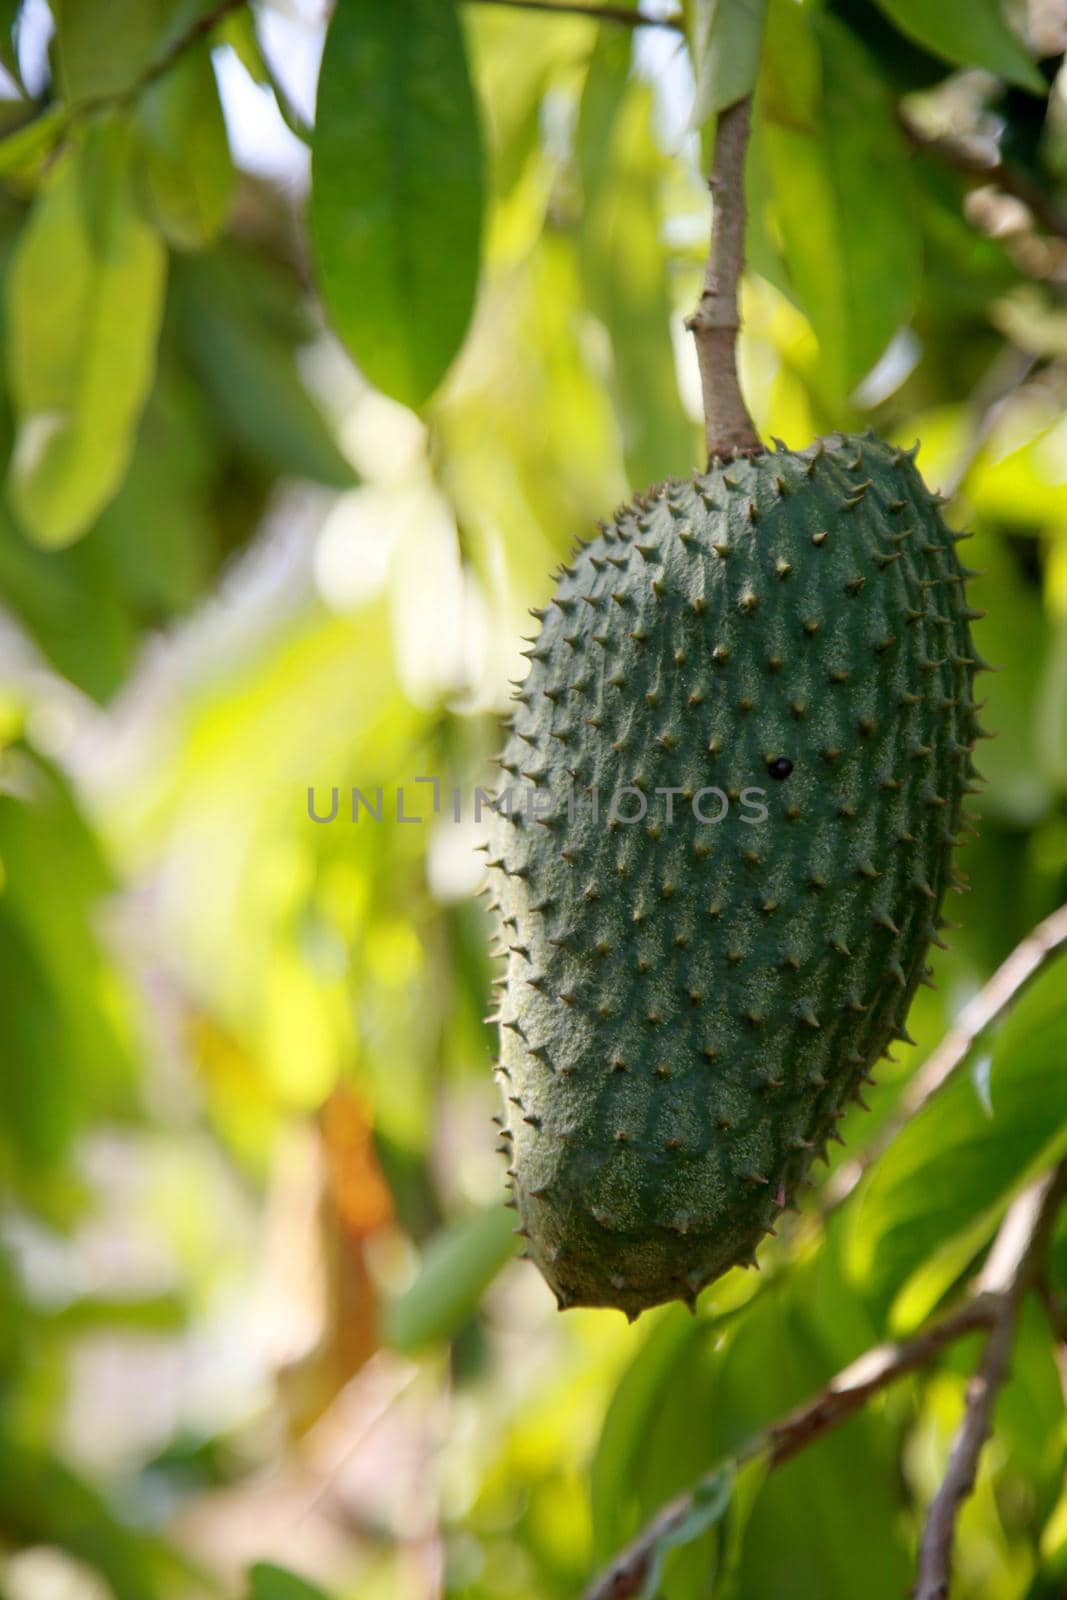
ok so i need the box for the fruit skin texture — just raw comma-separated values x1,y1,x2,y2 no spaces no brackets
487,433,983,1321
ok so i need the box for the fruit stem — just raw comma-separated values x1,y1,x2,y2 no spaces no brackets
685,96,763,463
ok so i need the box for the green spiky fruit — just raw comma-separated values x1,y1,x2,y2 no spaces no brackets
485,433,984,1321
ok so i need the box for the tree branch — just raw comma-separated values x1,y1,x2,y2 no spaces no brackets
584,1162,1067,1600
464,0,684,29
685,97,763,463
828,900,1067,1211
915,1162,1067,1600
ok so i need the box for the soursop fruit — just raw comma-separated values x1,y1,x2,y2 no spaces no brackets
485,433,984,1320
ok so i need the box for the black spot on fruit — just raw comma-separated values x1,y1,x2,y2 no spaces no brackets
767,757,794,780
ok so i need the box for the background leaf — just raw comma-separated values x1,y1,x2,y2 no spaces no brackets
134,38,233,250
759,12,921,399
383,1205,519,1353
688,0,768,126
5,118,166,546
871,0,1044,92
577,31,697,487
248,1563,332,1600
846,951,1067,1327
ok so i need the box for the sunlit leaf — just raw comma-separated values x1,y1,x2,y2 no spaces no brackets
760,14,920,399
310,0,484,408
6,118,166,547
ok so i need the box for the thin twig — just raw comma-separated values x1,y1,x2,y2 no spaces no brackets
915,1162,1067,1600
685,96,763,462
464,0,684,29
584,1162,1067,1600
828,901,1067,1211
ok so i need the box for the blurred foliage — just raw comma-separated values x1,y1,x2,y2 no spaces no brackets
0,1,1065,1599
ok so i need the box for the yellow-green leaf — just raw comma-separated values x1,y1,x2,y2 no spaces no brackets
6,119,166,547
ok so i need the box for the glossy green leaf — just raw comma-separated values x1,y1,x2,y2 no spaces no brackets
248,1563,331,1600
310,0,484,408
6,119,166,547
577,32,697,487
846,950,1067,1325
135,38,234,250
760,14,920,398
688,0,767,126
383,1205,519,1353
871,0,1044,92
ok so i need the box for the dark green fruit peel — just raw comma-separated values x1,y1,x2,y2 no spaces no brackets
484,433,984,1320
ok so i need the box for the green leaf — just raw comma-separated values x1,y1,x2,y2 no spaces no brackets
135,38,234,250
177,248,356,488
309,0,484,408
846,950,1067,1326
871,0,1044,93
0,0,25,94
592,1264,910,1600
577,32,697,487
759,13,920,399
220,7,312,146
639,1465,734,1600
52,0,212,102
688,0,767,126
592,1309,708,1558
44,1291,187,1335
0,107,70,179
248,1563,331,1600
0,743,135,1213
382,1205,519,1354
6,119,166,547
0,1437,192,1600
964,529,1051,825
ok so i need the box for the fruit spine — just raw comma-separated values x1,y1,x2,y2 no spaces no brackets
484,433,984,1320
